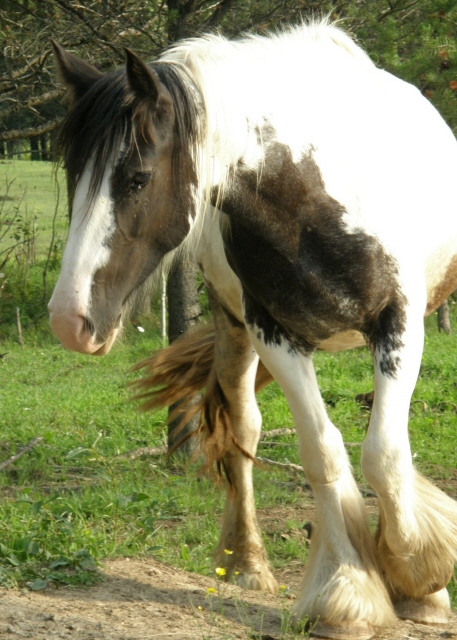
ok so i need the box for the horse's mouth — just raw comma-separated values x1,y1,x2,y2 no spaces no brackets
92,327,120,355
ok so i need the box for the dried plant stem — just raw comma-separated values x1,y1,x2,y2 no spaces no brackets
0,437,44,471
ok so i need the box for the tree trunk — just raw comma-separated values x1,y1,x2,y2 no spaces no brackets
167,258,201,456
50,129,58,161
39,133,48,161
30,136,40,160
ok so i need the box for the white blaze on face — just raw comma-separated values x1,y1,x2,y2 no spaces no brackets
49,157,117,354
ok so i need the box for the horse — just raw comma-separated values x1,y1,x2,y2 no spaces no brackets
48,21,457,639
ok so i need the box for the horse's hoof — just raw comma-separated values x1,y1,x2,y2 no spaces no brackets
234,569,278,593
308,621,375,640
394,587,450,625
395,599,449,624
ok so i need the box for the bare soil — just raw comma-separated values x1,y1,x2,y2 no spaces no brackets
0,500,456,640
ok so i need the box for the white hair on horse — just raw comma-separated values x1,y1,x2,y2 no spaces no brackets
161,20,374,207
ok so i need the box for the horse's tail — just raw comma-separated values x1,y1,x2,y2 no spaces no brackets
130,322,273,472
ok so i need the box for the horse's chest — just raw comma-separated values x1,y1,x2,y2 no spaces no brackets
219,146,399,351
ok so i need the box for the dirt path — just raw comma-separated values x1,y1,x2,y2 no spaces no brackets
0,555,456,640
1,498,456,639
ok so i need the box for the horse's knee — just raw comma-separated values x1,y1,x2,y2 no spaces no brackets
298,423,347,487
361,437,413,495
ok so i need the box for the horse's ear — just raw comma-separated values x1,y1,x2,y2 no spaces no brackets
124,49,172,116
51,40,104,105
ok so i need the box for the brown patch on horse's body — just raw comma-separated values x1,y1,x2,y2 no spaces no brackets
220,142,405,375
426,254,457,315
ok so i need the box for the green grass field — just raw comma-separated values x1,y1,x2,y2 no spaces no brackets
0,161,68,338
0,160,68,259
1,161,457,608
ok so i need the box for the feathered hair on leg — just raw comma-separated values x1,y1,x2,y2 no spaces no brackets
130,322,273,473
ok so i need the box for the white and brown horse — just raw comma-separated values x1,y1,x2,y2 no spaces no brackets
49,22,457,639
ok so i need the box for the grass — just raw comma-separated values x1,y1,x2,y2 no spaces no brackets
0,160,67,259
0,316,308,588
0,161,68,338
1,307,457,599
1,160,457,613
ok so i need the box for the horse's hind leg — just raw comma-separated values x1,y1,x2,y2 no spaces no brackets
362,299,457,623
247,330,395,639
209,295,277,593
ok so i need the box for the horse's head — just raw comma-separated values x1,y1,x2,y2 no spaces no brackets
49,44,199,354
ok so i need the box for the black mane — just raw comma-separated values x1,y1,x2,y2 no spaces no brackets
57,61,201,212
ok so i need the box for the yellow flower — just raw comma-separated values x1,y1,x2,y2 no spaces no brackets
279,585,287,591
215,567,227,576
198,605,204,610
207,587,217,594
224,549,233,555
234,571,240,575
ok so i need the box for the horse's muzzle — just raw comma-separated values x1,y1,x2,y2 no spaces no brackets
48,308,118,355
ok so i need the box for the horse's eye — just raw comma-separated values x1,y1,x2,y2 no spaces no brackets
131,172,152,189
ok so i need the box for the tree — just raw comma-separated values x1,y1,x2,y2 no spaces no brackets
166,259,202,454
0,0,167,146
3,1,456,145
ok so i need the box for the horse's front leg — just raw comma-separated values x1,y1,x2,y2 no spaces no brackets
210,296,278,593
247,328,395,639
362,300,457,623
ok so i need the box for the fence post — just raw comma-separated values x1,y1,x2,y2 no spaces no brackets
16,307,24,347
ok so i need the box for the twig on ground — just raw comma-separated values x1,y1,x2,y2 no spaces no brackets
260,441,295,447
116,445,168,460
117,442,377,498
118,435,360,461
0,437,43,471
118,429,296,460
260,428,296,439
257,457,303,473
410,400,428,410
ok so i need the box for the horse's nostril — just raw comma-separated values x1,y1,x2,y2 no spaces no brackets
84,317,96,336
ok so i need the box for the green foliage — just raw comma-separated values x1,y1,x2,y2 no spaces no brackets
343,0,457,131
